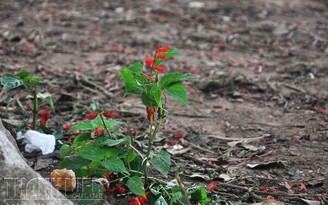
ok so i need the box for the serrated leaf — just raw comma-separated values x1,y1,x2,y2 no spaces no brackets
59,156,90,171
120,68,144,96
150,150,171,176
101,156,128,173
128,62,143,74
156,50,181,66
151,83,162,105
165,82,188,106
44,96,55,112
0,74,24,91
59,144,72,158
102,136,131,147
78,183,104,205
141,91,155,107
160,72,195,89
126,176,145,197
91,116,124,128
73,133,92,147
69,122,94,132
77,145,107,161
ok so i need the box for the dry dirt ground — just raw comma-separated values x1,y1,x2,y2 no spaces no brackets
1,0,328,204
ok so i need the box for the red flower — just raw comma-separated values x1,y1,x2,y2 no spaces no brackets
138,195,148,205
105,172,111,181
107,187,116,196
94,126,104,136
38,110,51,126
86,112,99,120
157,54,167,59
128,198,139,205
146,106,156,123
103,111,119,119
158,45,169,52
64,123,72,132
155,66,165,73
116,185,126,194
144,58,153,67
101,180,109,189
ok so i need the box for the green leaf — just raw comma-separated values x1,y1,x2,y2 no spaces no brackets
120,68,144,96
77,145,107,161
128,62,143,74
160,72,194,89
91,117,124,128
101,156,128,173
15,71,30,79
154,195,168,205
69,122,93,132
141,91,155,107
126,176,145,197
150,150,171,176
59,144,72,158
190,186,210,203
151,83,162,105
156,50,181,66
44,96,55,112
0,74,24,91
59,156,90,171
73,133,92,147
78,183,104,205
165,82,188,106
102,136,131,147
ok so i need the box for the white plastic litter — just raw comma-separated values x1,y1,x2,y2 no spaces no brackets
17,130,56,155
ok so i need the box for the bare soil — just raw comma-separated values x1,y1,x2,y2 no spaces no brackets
1,0,328,204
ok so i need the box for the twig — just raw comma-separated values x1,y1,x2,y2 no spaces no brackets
79,77,114,98
182,154,221,169
183,139,216,155
99,113,112,138
176,173,192,205
208,135,266,142
283,83,306,93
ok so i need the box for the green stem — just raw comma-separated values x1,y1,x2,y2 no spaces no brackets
99,113,112,138
176,173,192,205
143,114,163,187
32,90,38,130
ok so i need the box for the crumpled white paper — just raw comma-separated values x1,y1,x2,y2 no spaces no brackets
17,130,55,155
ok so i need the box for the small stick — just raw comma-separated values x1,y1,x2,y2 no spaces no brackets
176,173,192,205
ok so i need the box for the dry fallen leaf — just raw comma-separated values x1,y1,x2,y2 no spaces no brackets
250,200,285,205
50,169,76,192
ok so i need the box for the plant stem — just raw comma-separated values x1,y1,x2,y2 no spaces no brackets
176,173,192,205
143,116,163,187
32,90,38,130
129,144,144,160
100,113,112,138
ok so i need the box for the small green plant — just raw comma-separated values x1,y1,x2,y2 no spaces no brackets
0,71,54,129
59,43,211,204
